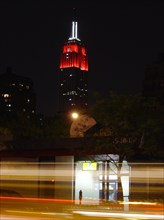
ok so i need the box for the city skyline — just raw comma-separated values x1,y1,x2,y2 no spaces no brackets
0,0,164,116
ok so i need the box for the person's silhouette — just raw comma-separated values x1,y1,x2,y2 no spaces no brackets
79,190,82,205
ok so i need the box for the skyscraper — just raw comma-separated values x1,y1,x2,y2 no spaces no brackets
0,67,36,117
59,15,88,114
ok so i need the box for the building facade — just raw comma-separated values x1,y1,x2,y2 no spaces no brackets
59,18,88,113
0,137,163,205
0,67,36,117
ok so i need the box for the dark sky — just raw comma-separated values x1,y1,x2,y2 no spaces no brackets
0,0,164,116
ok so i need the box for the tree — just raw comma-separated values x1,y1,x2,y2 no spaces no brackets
43,114,70,138
88,91,164,161
0,111,43,138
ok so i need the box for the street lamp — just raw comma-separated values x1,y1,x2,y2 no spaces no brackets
71,112,79,120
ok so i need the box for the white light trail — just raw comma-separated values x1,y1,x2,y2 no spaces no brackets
73,211,164,219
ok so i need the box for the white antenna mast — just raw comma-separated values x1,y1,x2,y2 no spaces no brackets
69,8,80,41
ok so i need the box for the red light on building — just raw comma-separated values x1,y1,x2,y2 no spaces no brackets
63,44,78,53
58,19,88,113
59,20,88,71
60,43,88,71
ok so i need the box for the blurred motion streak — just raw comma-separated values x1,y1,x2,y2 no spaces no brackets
73,210,164,219
0,161,163,219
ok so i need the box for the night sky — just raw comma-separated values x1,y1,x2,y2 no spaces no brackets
0,0,164,116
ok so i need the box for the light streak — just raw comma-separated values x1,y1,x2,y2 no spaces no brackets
0,196,74,203
73,210,164,219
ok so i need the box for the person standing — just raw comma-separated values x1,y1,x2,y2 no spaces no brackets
79,190,82,205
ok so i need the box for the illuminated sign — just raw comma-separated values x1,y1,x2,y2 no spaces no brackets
82,162,97,171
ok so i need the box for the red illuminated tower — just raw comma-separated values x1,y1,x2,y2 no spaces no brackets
59,15,88,113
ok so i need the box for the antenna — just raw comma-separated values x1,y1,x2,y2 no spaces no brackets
69,8,80,41
73,7,77,22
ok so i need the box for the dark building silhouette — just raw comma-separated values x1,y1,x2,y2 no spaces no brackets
0,67,36,117
58,16,88,113
142,54,164,103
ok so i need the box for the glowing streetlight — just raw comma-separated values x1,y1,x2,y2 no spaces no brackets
71,112,79,120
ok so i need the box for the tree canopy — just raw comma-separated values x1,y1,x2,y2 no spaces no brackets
87,91,164,161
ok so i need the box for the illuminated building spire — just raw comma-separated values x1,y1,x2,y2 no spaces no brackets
69,8,80,41
59,8,88,113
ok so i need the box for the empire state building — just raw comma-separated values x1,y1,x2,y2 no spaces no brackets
59,17,88,114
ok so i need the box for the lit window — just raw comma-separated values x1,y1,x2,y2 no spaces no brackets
67,48,71,52
3,94,10,98
99,175,103,180
109,175,118,180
